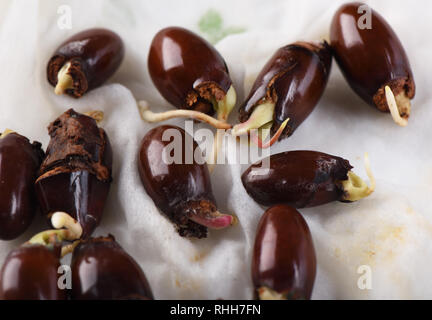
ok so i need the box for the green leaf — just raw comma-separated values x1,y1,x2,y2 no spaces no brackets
198,9,246,44
221,26,246,39
198,9,223,35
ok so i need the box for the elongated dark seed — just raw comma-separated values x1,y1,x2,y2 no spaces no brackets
148,26,234,116
0,244,65,300
233,41,332,146
47,28,124,98
71,235,154,300
330,2,415,126
0,131,44,240
252,205,316,300
242,151,374,208
138,125,235,239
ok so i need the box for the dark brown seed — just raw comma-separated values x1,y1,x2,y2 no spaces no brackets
138,125,235,239
71,235,153,300
242,151,374,208
0,131,44,240
0,244,65,300
35,109,112,239
47,28,124,98
147,27,236,122
252,205,316,300
233,41,332,147
330,2,415,126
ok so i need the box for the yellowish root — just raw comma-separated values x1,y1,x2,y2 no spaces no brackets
342,153,376,202
84,110,104,124
138,101,231,130
258,287,287,300
385,86,409,127
51,212,83,240
55,62,74,95
0,129,15,139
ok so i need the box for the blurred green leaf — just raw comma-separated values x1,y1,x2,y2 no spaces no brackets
221,26,246,39
198,9,245,44
198,9,223,35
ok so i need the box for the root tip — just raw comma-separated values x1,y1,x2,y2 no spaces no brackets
385,86,409,127
252,118,289,149
55,62,74,96
138,101,150,111
51,212,83,239
189,211,236,230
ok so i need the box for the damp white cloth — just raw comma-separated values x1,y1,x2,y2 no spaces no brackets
1,0,432,300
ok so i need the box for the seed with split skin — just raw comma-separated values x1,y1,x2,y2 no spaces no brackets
35,109,113,239
252,205,316,300
0,130,44,240
242,151,375,208
71,235,154,300
138,125,236,239
330,2,415,127
233,41,332,148
47,28,125,98
144,26,237,129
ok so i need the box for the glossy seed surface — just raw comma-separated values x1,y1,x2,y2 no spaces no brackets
330,2,415,114
148,27,232,115
47,28,124,98
242,151,353,208
138,125,234,238
239,41,332,139
0,132,44,240
252,205,316,300
0,245,65,300
71,236,154,300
